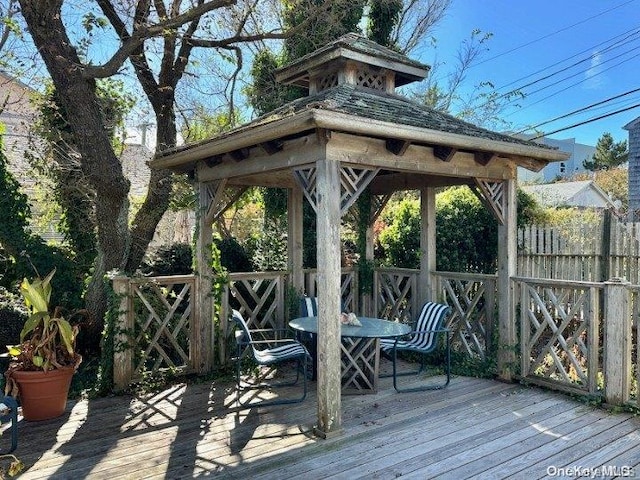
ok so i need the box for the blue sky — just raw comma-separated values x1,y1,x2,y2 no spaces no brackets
418,0,640,146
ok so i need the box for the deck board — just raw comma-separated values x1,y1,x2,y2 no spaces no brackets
8,362,640,480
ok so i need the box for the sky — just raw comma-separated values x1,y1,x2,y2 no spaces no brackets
417,0,640,146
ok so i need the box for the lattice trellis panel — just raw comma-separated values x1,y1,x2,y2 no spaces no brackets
440,276,495,359
293,166,379,217
473,179,505,225
131,278,195,378
227,275,284,331
303,269,358,313
293,168,318,212
356,68,384,91
373,269,418,324
203,180,247,224
317,73,338,91
520,281,600,393
340,167,380,215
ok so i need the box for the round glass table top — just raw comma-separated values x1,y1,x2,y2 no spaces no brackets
289,316,411,338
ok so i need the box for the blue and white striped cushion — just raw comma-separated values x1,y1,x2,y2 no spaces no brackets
233,309,308,364
380,302,449,353
300,297,318,316
254,342,309,363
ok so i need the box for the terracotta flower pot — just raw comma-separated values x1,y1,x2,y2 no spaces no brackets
11,367,75,421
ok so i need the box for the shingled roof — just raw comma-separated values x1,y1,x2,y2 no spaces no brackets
263,84,551,149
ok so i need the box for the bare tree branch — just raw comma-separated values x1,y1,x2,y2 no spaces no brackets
84,0,236,78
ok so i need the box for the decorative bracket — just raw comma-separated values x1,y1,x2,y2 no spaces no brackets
202,180,247,224
293,165,380,217
472,179,505,225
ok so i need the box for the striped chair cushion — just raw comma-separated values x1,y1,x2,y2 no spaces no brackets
300,297,318,316
380,302,449,354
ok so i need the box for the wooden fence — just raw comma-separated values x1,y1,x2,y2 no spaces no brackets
518,212,640,283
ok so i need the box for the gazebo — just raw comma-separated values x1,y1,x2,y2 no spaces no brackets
150,33,569,438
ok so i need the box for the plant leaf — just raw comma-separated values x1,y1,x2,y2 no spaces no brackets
20,311,49,341
56,318,75,354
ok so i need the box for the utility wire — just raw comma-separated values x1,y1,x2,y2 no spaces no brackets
478,33,640,111
506,49,640,115
494,26,640,92
515,87,640,134
529,102,640,139
472,0,639,67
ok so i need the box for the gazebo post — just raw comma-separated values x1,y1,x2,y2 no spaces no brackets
288,187,304,296
314,153,343,438
195,180,214,374
420,186,437,309
497,178,517,381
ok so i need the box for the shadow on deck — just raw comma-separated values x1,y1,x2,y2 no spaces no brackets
7,359,640,479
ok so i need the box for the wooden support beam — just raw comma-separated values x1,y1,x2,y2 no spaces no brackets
230,147,250,161
385,138,411,156
433,145,456,162
474,152,496,166
259,141,283,155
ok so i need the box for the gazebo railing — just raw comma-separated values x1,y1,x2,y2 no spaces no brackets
111,270,638,407
434,271,497,360
112,275,197,390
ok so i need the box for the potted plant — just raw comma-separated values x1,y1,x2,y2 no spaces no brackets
3,270,82,421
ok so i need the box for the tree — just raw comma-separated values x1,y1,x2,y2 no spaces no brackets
583,132,628,171
378,187,544,273
420,29,524,130
15,0,309,337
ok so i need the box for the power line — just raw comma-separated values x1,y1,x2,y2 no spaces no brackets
515,87,640,134
529,102,640,139
472,0,639,67
472,26,640,114
494,26,640,92
505,49,640,116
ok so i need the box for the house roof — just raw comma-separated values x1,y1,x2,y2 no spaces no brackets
521,180,617,209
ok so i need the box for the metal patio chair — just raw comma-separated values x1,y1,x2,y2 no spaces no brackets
380,301,451,392
0,394,18,454
232,310,311,407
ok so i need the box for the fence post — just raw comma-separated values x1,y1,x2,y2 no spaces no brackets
112,276,133,391
599,209,612,282
603,277,632,405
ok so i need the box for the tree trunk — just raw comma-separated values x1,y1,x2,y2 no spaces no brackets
19,1,131,323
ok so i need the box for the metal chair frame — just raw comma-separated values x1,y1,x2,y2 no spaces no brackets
380,302,451,393
232,310,311,407
0,395,18,454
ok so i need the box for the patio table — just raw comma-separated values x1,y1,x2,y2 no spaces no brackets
289,316,411,394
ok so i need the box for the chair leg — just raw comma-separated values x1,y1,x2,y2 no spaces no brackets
235,355,309,407
392,332,451,393
0,396,18,454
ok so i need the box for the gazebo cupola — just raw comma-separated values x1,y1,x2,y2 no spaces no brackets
275,32,430,95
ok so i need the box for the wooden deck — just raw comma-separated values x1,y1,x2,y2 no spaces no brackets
7,362,640,479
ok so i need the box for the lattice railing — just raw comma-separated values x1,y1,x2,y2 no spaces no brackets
435,272,497,359
222,271,286,330
128,275,196,380
302,268,358,313
514,277,602,395
373,268,419,324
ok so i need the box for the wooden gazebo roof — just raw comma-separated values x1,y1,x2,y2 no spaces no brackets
152,34,566,189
